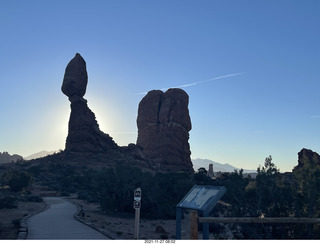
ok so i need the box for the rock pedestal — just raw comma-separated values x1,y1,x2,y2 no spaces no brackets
62,53,118,152
136,88,193,173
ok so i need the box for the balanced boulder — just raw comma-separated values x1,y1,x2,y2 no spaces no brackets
62,53,118,152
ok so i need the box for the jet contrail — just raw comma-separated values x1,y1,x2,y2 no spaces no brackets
136,72,245,95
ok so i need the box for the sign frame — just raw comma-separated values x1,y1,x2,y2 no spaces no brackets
176,185,226,240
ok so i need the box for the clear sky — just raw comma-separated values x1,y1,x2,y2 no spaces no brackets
1,0,319,172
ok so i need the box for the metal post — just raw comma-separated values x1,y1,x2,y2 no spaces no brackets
202,212,209,239
134,188,142,239
176,207,182,239
134,207,140,239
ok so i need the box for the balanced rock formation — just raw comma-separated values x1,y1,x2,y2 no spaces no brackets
136,89,193,173
62,53,118,152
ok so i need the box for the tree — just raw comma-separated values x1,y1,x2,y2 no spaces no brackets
1,170,33,192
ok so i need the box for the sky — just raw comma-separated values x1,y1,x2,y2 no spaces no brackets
1,0,319,172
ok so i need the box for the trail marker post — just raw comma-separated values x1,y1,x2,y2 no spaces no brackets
134,188,141,239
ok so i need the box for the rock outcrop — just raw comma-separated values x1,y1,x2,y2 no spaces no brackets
136,88,193,173
62,53,118,152
61,53,194,173
0,152,23,164
294,148,320,171
207,163,214,177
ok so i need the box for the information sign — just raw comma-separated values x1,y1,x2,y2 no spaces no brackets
134,188,142,202
133,200,141,209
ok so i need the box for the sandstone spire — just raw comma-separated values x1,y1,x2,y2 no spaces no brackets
62,53,118,152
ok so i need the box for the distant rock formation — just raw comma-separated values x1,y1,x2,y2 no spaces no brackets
62,53,118,152
24,150,58,160
136,89,193,173
294,148,320,171
0,152,23,164
207,163,214,177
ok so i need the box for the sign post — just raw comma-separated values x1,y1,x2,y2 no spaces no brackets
134,188,141,239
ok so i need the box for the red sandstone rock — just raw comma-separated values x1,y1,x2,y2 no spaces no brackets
136,88,193,173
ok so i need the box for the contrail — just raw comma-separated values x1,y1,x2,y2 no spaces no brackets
136,72,245,95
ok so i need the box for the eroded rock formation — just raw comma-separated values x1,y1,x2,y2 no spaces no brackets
136,88,193,173
294,148,320,171
61,53,193,173
0,152,23,164
62,53,118,152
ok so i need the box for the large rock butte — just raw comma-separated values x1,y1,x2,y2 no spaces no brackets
62,53,118,152
136,89,194,173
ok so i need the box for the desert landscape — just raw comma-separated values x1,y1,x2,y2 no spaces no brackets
0,191,192,240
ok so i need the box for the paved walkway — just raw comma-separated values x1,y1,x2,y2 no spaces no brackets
27,197,108,240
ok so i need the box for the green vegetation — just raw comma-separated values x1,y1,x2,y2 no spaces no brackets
1,150,319,239
193,155,320,239
0,170,33,192
39,163,193,219
0,195,17,209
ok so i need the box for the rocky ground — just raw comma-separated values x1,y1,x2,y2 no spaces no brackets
69,197,191,240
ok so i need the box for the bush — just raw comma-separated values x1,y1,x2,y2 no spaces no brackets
1,170,33,192
60,192,70,197
0,196,17,209
25,195,43,202
12,219,21,228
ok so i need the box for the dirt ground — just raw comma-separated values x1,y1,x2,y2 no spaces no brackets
69,197,192,240
0,200,46,239
0,192,193,240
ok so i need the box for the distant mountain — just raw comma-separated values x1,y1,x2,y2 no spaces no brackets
0,152,23,164
24,150,59,160
192,158,257,173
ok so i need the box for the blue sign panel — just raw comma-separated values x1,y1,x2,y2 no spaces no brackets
176,185,226,239
177,185,226,213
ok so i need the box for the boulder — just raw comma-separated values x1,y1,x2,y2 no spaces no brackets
61,53,88,99
136,88,193,173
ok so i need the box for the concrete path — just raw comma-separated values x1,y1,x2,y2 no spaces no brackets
27,197,108,240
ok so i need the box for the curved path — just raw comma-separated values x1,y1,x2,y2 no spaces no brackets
27,197,108,240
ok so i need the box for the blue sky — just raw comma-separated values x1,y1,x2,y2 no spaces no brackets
1,0,319,172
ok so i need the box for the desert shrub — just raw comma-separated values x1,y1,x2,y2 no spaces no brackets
97,165,193,219
60,192,70,197
1,170,33,192
11,219,21,228
25,195,43,202
27,165,42,177
0,196,17,209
